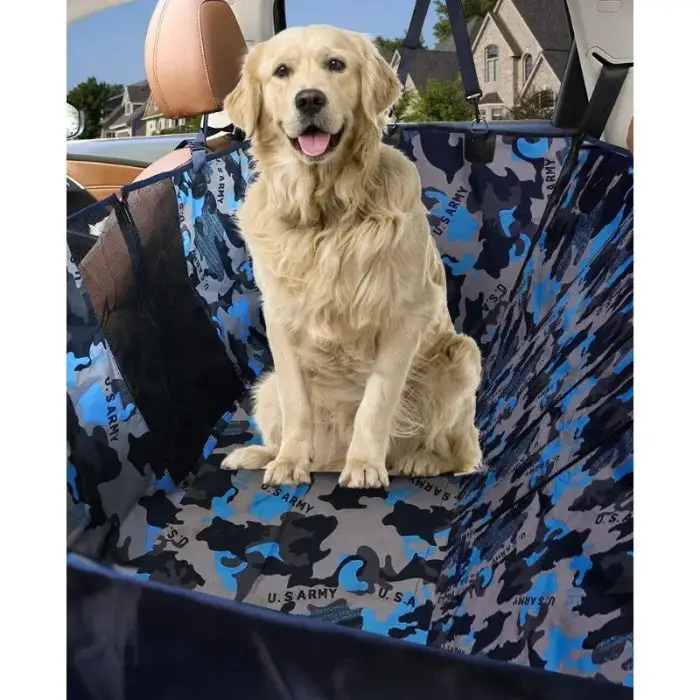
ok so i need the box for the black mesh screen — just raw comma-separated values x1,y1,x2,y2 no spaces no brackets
74,179,243,484
67,197,118,265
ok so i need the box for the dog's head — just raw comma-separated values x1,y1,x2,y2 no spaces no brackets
225,25,400,165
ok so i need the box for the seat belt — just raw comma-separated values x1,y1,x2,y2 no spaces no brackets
531,58,632,257
579,57,631,140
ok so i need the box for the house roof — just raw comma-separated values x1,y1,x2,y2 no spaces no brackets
101,80,151,132
102,103,125,129
407,49,461,91
127,103,146,127
542,49,569,81
479,92,503,104
435,15,483,51
126,79,150,104
104,93,121,115
143,93,163,120
511,0,571,52
491,12,521,55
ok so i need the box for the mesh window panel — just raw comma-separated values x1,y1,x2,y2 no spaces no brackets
120,178,244,483
67,197,120,264
75,178,243,484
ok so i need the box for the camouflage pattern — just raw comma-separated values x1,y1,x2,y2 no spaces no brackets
113,404,462,642
66,127,632,690
399,127,570,350
173,149,272,387
429,142,633,686
67,245,161,556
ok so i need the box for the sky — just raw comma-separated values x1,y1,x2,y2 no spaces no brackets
67,0,439,90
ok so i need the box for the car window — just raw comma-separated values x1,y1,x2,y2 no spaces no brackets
68,1,159,139
67,0,574,139
284,0,571,123
67,0,268,140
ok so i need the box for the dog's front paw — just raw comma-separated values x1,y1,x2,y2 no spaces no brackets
263,458,312,486
222,445,276,471
392,451,446,477
338,459,389,489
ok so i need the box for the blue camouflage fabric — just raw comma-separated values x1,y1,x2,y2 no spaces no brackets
67,244,161,556
114,406,461,641
400,127,569,350
66,127,632,691
173,151,271,387
429,141,633,685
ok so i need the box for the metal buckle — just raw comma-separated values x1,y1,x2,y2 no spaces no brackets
469,97,488,132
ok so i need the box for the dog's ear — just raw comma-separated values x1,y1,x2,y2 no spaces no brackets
224,46,262,137
358,35,401,120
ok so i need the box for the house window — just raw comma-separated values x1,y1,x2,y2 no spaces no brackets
158,118,165,129
485,44,499,82
491,108,504,120
523,54,533,84
125,102,132,115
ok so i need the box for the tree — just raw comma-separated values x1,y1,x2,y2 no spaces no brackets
392,88,417,121
159,117,202,135
67,77,122,139
433,0,496,44
373,34,426,54
506,89,555,120
409,77,476,122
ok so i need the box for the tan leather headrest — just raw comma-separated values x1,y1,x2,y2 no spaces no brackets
145,0,247,118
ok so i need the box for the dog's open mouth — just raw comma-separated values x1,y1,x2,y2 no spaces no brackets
292,126,343,158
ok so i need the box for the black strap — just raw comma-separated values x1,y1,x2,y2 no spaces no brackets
395,0,431,88
444,0,482,102
188,130,207,174
393,0,482,122
579,58,630,139
174,115,210,173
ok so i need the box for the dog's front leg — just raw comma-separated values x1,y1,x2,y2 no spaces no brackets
339,323,421,489
263,317,314,486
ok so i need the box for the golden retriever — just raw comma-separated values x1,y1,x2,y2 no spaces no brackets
221,25,482,488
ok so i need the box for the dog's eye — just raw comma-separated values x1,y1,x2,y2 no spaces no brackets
273,64,291,78
327,58,346,73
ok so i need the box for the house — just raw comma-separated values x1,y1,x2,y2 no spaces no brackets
469,0,571,120
383,18,482,116
142,94,190,136
101,80,150,138
394,0,571,121
434,15,485,53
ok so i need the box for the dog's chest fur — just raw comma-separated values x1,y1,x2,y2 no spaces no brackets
240,207,417,391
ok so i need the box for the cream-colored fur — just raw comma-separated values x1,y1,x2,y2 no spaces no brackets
221,26,482,488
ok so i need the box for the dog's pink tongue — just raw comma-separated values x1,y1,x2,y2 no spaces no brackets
297,131,331,157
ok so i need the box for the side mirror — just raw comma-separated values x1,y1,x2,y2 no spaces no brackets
67,103,85,140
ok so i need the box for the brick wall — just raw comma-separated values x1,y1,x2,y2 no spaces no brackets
472,0,562,109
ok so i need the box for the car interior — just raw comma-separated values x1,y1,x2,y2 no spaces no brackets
67,0,633,209
67,2,633,699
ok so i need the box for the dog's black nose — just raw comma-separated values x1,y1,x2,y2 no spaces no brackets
295,89,327,115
